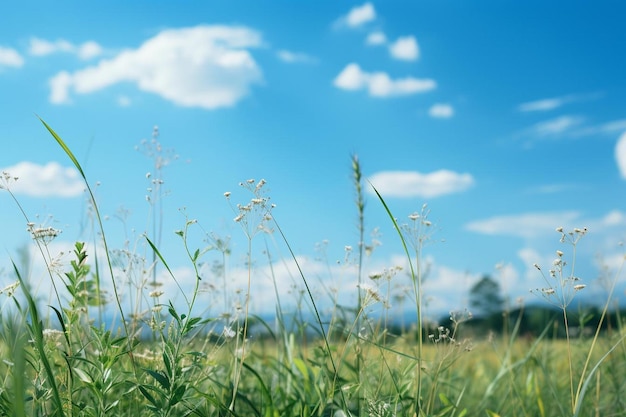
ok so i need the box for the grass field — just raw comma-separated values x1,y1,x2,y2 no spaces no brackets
0,120,624,416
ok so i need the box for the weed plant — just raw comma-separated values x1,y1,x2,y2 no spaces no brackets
0,119,624,416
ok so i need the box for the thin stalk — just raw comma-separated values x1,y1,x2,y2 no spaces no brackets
574,252,625,412
273,217,350,413
369,184,422,413
229,238,252,412
562,308,575,413
351,154,365,414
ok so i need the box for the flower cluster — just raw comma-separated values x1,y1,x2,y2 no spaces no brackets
27,222,62,244
0,171,18,190
224,179,275,239
531,226,587,308
368,265,403,281
401,203,436,252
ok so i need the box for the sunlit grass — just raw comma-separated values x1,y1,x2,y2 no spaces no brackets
0,119,624,416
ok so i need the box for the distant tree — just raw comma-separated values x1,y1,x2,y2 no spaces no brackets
469,275,503,318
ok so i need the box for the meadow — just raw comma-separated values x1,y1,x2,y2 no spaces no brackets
0,119,625,416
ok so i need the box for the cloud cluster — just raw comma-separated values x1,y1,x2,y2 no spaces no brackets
29,37,103,60
1,161,84,198
49,25,263,109
367,170,474,198
334,4,449,115
366,32,420,62
0,46,24,68
334,63,435,98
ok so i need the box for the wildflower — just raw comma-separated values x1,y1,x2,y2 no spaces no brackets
542,288,555,295
42,329,64,339
556,250,563,257
408,212,420,221
369,271,384,280
556,226,564,233
0,281,19,297
223,326,236,339
224,191,231,198
533,263,541,270
28,225,61,243
573,284,586,291
358,283,381,303
149,290,164,298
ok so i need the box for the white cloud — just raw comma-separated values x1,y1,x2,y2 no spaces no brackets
29,38,73,55
573,119,626,137
602,210,626,226
77,41,103,60
339,2,376,28
0,46,24,68
334,63,435,98
367,170,474,198
518,97,566,112
1,161,84,197
276,50,316,64
50,71,73,104
48,25,263,109
29,37,103,60
389,36,419,61
465,211,581,239
517,92,602,112
518,117,626,146
616,132,626,179
366,31,387,46
531,115,584,136
428,103,454,118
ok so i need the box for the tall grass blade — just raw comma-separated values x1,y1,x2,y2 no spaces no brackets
12,260,66,417
37,117,135,370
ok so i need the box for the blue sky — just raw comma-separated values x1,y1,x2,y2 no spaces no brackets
1,1,625,320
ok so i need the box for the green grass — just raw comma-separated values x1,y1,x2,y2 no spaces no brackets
0,119,624,416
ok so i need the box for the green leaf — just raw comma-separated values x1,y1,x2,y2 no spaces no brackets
183,316,202,335
170,384,186,407
73,367,93,384
38,117,86,179
146,369,170,390
138,385,161,409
